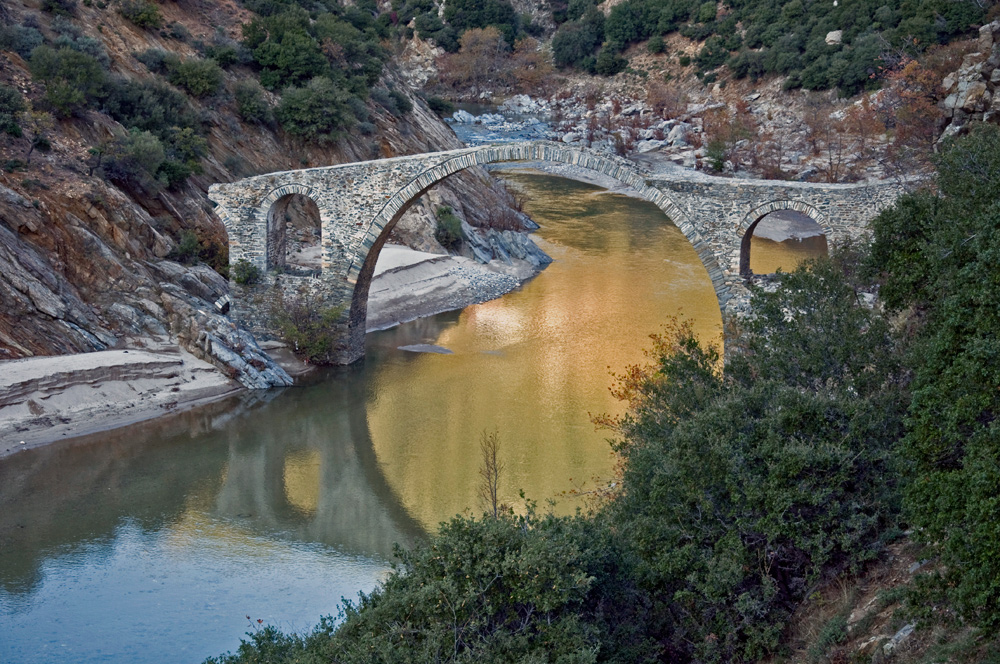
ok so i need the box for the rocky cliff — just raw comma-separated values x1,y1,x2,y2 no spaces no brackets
0,0,526,383
939,21,1000,138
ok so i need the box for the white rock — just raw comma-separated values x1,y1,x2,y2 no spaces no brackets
562,132,581,143
452,109,476,123
826,30,843,45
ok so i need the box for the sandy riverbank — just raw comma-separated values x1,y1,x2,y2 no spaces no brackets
0,244,539,457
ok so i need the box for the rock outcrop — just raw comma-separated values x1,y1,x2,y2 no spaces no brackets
939,21,1000,137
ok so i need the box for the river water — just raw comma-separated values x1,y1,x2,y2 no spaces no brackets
0,171,823,663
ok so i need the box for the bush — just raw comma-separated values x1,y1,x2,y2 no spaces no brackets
868,125,1000,628
646,34,665,54
0,85,26,137
101,77,198,137
0,25,44,58
167,230,201,264
370,87,412,117
435,205,463,249
269,295,344,365
119,0,163,29
167,58,224,98
42,0,77,17
425,95,455,116
275,77,355,143
30,46,107,117
136,48,179,74
233,80,272,124
232,259,262,286
608,253,905,661
100,128,165,190
551,17,602,67
595,48,628,76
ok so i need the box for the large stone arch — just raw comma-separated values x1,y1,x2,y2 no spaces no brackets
340,143,731,355
737,199,830,277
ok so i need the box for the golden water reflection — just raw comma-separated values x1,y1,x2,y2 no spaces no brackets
367,172,725,531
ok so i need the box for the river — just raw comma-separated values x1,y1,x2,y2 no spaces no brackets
0,171,824,663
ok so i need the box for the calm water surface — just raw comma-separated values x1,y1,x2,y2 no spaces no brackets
0,172,819,663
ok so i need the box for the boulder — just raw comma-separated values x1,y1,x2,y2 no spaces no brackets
452,109,476,123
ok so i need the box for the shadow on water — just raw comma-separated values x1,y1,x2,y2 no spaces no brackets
0,364,425,600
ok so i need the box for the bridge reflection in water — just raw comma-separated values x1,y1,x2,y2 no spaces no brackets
0,373,421,663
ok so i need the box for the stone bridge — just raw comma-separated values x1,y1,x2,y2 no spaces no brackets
208,140,903,364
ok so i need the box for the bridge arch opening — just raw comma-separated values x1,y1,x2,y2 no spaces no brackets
339,145,731,357
266,193,322,275
740,207,828,277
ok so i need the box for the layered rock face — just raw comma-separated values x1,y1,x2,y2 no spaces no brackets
0,1,527,383
940,21,1000,136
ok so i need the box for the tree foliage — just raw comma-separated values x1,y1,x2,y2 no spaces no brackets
275,76,354,142
0,84,26,137
551,0,983,93
868,124,1000,627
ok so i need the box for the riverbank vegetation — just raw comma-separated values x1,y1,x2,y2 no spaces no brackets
205,117,1000,664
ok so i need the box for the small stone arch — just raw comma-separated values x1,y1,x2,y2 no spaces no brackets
737,200,831,277
256,184,322,271
339,144,731,352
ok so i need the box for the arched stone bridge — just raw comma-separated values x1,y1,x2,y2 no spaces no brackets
208,140,902,364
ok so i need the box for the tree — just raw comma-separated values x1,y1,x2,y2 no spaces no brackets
879,58,943,173
30,46,107,117
868,126,1000,627
478,429,504,518
440,26,510,96
21,103,55,165
275,77,354,143
0,84,26,137
510,37,553,94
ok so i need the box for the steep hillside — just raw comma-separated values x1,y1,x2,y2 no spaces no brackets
0,0,519,373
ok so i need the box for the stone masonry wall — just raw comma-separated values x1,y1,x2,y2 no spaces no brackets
208,141,903,363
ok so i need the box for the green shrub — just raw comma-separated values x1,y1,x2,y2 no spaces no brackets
442,0,520,45
696,35,729,71
370,87,412,117
100,129,165,190
435,205,463,249
119,0,163,29
595,48,628,76
167,230,201,264
551,16,602,67
234,80,272,124
30,46,107,117
646,34,665,54
54,33,111,67
231,259,262,286
610,253,905,662
868,125,1000,628
167,58,224,98
275,77,354,143
269,296,345,365
425,95,455,116
242,10,329,90
136,48,180,74
101,77,198,137
0,85,26,137
0,25,44,58
43,0,77,17
202,44,240,67
697,0,716,22
678,53,691,66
